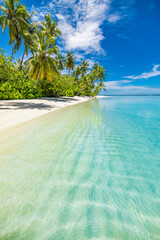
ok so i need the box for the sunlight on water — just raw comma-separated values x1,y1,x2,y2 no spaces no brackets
0,96,160,240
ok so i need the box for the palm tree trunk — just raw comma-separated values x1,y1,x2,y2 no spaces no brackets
35,68,41,86
19,50,26,70
11,41,15,62
76,86,86,96
68,68,70,77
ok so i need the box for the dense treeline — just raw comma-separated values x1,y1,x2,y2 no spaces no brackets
0,0,106,100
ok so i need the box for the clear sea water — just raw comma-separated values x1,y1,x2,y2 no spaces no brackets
0,96,160,240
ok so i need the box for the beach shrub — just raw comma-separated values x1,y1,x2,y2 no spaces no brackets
0,50,79,99
0,50,42,100
37,75,80,97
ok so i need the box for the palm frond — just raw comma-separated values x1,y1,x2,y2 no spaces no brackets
0,4,7,13
39,62,45,81
0,15,5,26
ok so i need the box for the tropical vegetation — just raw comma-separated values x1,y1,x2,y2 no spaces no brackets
0,0,106,100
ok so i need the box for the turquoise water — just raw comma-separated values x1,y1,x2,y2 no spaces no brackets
0,96,160,240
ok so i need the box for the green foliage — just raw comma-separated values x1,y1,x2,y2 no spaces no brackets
0,49,42,99
0,48,106,99
38,75,79,97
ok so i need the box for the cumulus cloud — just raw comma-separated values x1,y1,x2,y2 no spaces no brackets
54,0,110,53
29,0,122,54
58,18,104,53
125,65,160,79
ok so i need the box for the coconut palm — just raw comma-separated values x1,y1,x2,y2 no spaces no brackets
92,65,106,84
55,54,64,72
91,65,106,94
19,30,34,70
40,14,61,45
81,60,89,77
19,13,36,69
0,0,29,60
76,75,94,96
65,52,75,76
72,65,81,80
92,63,99,71
25,28,59,85
94,82,106,95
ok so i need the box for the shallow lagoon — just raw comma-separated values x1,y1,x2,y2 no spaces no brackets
0,96,160,240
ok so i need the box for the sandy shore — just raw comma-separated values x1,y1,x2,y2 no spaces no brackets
0,96,92,131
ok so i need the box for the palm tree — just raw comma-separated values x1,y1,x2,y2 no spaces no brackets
19,13,36,69
40,14,61,45
15,58,21,69
91,65,106,94
76,75,89,96
19,30,34,70
72,65,81,80
81,60,89,77
93,63,99,71
25,28,59,85
91,65,106,84
94,82,106,95
65,52,75,76
0,0,29,61
55,54,64,72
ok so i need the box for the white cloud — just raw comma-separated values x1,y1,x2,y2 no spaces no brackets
29,0,122,54
54,0,111,53
65,21,104,52
32,15,40,21
125,65,160,79
30,5,47,22
74,53,83,62
104,80,131,89
49,2,54,9
107,13,121,23
87,59,96,68
56,14,65,21
103,80,160,94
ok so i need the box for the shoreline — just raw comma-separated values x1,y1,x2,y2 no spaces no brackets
0,96,92,132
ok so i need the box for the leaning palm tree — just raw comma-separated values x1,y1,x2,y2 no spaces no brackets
94,82,106,95
65,52,75,76
91,65,106,84
40,14,61,45
0,0,29,60
81,60,89,77
25,28,59,85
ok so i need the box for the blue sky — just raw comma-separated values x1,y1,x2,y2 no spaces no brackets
0,0,160,95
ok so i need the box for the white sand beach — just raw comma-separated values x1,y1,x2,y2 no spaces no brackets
0,96,92,131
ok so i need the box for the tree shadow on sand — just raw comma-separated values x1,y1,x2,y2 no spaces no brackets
0,97,79,110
